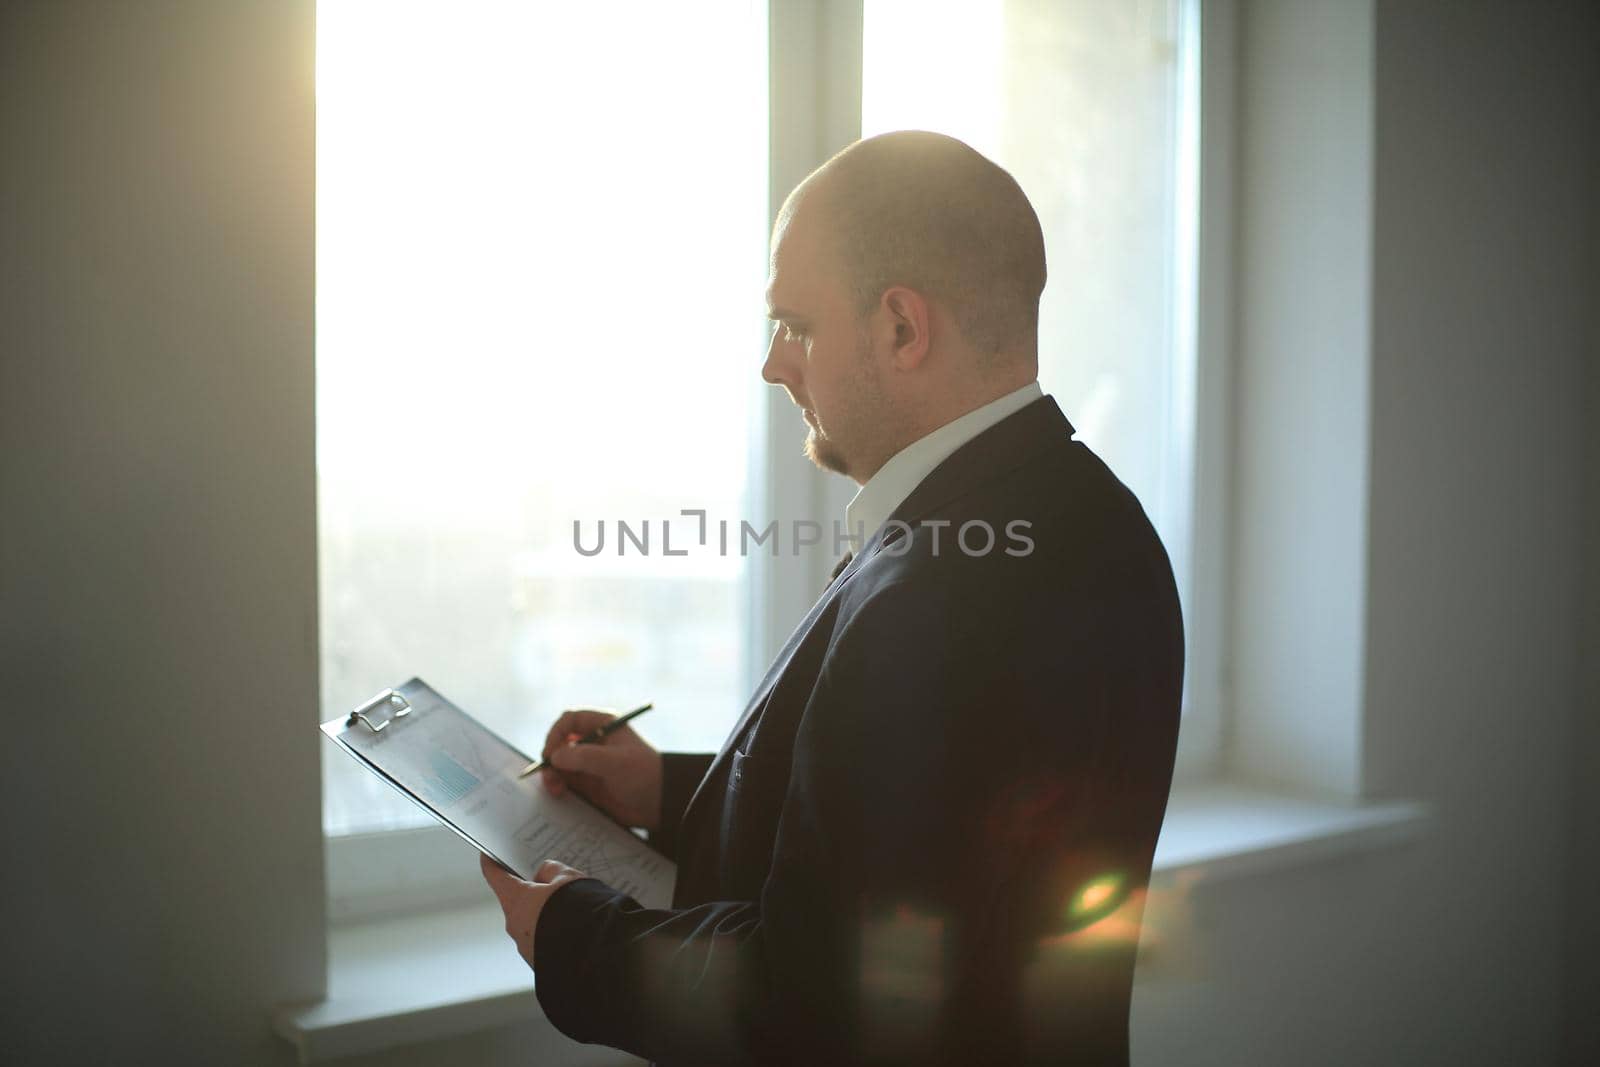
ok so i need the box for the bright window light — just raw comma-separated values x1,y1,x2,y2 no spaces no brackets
317,1,768,834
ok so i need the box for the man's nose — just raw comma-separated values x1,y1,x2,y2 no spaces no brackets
761,327,791,387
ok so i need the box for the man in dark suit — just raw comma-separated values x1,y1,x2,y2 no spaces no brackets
481,131,1183,1065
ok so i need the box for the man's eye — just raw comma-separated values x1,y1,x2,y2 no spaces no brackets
782,324,806,343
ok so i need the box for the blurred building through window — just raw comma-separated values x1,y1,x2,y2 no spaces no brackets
317,1,768,834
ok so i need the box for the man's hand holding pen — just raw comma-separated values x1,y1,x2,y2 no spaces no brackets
535,706,664,832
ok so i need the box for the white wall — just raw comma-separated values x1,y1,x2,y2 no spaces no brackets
0,2,323,1063
1136,1,1598,1064
1362,2,1594,1058
1568,116,1600,1065
1229,0,1374,798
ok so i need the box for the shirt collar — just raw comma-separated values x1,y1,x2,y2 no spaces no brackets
844,381,1044,551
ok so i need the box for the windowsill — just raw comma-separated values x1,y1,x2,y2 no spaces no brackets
272,903,554,1064
274,781,1429,1063
1147,781,1428,884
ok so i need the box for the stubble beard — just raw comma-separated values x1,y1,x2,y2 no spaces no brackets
803,424,851,477
800,326,884,481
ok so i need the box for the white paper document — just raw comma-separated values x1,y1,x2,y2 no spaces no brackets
322,678,675,908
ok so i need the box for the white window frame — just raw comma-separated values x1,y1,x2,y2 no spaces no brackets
1171,0,1234,783
323,0,1231,923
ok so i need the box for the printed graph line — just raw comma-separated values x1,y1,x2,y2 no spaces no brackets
575,844,629,884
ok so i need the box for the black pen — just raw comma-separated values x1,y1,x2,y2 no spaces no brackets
516,703,653,778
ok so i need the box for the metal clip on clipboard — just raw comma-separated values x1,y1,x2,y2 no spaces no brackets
347,688,412,733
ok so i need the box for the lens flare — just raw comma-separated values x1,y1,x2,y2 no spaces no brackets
1065,871,1128,931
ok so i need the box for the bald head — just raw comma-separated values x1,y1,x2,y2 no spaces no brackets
762,132,1048,482
785,131,1047,364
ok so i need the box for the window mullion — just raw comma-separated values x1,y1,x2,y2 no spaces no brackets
756,0,865,670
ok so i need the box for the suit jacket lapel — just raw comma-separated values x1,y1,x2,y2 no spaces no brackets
677,567,854,833
676,397,1074,847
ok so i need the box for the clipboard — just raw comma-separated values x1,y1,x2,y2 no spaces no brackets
322,678,675,907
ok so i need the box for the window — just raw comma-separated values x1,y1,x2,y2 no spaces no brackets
317,0,1216,915
317,0,769,836
862,0,1215,768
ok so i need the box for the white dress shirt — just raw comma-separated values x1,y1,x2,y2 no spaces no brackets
843,381,1044,550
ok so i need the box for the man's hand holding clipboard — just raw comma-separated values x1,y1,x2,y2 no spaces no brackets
480,703,666,969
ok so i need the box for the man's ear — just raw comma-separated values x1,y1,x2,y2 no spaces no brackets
879,286,931,371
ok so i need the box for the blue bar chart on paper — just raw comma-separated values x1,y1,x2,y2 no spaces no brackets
424,749,479,806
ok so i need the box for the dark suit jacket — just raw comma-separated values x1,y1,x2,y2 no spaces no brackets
535,397,1184,1065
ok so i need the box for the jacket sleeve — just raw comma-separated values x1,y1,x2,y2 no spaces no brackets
645,751,714,862
532,574,1165,1065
